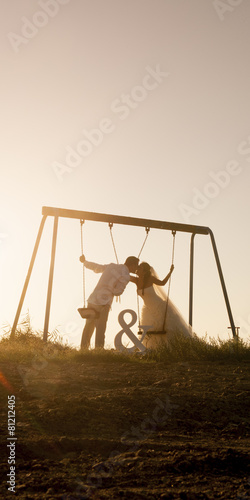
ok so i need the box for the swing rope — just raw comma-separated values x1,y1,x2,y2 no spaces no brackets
109,223,119,264
78,220,101,320
138,227,150,259
137,227,150,332
162,230,176,331
137,293,142,333
80,219,86,307
80,221,120,308
137,230,176,333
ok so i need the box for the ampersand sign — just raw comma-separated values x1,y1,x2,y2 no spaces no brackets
114,309,152,353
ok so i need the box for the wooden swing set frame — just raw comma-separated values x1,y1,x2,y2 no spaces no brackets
10,206,237,341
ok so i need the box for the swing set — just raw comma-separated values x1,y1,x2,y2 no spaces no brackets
10,206,238,341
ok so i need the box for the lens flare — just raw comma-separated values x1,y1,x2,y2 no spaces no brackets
0,371,14,392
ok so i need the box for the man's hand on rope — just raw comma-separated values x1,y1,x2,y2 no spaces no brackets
80,254,85,263
170,264,174,273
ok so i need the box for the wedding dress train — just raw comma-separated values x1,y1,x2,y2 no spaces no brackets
137,283,193,347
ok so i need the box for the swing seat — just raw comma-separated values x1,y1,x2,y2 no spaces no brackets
138,330,168,350
78,307,100,319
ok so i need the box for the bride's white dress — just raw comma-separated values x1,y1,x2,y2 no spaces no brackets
137,285,192,338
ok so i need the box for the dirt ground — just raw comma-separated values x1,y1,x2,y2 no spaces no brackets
0,353,250,499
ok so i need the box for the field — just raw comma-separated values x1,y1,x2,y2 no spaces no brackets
0,328,250,499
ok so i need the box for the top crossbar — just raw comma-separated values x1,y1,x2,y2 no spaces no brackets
42,206,210,235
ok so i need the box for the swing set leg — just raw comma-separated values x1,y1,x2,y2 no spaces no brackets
10,215,47,339
189,233,195,328
11,214,59,342
43,216,59,342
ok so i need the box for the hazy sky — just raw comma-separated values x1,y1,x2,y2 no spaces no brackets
1,0,250,347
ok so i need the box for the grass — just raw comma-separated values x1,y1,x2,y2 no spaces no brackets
144,332,250,363
1,315,250,365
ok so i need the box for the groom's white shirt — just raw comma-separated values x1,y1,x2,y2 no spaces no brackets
84,260,130,306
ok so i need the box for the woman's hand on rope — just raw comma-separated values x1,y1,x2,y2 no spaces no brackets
80,254,85,263
153,265,174,286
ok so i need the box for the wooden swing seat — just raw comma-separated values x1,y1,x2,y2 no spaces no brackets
78,307,100,319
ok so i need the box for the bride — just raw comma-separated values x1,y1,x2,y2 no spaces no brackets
130,262,193,341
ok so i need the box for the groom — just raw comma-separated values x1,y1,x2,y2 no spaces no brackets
79,254,139,349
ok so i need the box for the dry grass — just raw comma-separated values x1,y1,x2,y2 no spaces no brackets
1,315,249,365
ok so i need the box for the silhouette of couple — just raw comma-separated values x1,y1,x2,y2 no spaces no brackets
79,254,192,350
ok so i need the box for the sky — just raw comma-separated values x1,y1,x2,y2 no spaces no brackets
0,0,250,348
